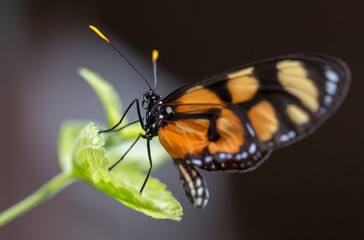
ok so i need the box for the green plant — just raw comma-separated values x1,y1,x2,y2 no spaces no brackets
0,68,182,227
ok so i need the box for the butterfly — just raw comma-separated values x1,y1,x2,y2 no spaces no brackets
90,26,351,208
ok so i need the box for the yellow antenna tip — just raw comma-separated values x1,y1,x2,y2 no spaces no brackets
152,50,159,61
89,25,110,43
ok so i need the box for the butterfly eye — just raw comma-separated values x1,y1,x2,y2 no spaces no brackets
142,99,149,109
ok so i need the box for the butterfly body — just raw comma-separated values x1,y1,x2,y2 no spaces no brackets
141,90,163,139
140,54,350,208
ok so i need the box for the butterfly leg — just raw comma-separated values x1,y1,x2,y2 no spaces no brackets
174,161,209,208
108,134,152,195
108,133,144,171
139,139,153,194
109,119,139,133
99,99,143,134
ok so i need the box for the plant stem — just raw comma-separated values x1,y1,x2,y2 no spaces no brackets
0,172,77,227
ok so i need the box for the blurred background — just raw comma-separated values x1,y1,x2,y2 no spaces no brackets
0,1,363,239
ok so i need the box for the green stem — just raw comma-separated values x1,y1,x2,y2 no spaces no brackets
0,172,77,227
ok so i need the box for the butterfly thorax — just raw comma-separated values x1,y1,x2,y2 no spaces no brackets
142,90,165,139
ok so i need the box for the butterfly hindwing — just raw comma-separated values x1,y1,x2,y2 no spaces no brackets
175,161,209,208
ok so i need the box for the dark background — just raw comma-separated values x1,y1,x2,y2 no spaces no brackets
0,1,363,239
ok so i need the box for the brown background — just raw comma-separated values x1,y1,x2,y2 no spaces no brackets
0,1,363,239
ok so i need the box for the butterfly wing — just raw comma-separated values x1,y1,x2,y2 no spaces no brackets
174,162,209,208
158,54,350,206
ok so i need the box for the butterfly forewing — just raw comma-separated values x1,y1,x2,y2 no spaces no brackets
159,54,350,169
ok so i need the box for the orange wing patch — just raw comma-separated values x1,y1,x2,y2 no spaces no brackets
175,85,225,113
208,109,244,154
159,109,245,160
159,119,210,159
248,101,279,141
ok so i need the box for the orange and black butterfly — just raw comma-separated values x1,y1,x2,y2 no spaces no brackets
90,26,351,208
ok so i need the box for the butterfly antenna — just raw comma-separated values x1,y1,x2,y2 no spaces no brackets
89,25,152,90
152,50,159,90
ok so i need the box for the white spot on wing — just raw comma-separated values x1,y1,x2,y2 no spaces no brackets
166,107,173,114
326,81,337,95
196,178,202,187
194,197,203,207
205,156,213,163
197,187,204,196
192,159,202,166
249,143,256,154
325,69,339,82
288,131,296,139
324,95,333,106
246,123,255,136
202,199,208,208
280,134,289,142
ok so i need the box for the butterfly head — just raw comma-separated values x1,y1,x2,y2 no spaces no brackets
142,90,161,109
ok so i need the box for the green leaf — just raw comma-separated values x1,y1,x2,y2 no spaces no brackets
58,121,88,173
78,68,141,142
78,68,122,129
72,123,182,221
